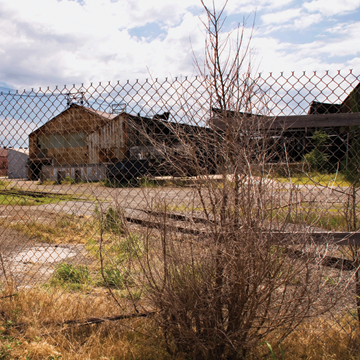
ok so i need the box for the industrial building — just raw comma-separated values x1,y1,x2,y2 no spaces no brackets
28,104,202,181
28,104,124,181
29,81,360,183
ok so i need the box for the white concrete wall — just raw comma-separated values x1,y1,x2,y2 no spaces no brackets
42,164,106,182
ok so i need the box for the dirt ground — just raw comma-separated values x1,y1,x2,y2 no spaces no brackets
0,228,89,287
0,179,357,289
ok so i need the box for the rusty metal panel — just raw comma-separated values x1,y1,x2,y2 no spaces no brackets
30,106,125,166
29,105,116,160
47,146,88,165
39,132,87,149
32,105,112,135
87,116,126,164
88,131,100,164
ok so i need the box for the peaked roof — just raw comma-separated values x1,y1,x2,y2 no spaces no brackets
83,106,117,120
30,104,117,136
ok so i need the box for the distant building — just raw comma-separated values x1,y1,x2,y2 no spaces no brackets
308,82,360,114
28,104,118,181
28,104,202,181
0,148,8,176
8,148,29,179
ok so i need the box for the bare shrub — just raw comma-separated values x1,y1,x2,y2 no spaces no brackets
124,111,346,357
95,2,352,359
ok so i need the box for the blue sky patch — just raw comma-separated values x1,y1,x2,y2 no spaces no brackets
129,22,167,42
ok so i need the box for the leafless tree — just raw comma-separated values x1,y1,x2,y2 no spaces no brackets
103,2,349,359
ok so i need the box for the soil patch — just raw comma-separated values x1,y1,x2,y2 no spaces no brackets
0,227,89,287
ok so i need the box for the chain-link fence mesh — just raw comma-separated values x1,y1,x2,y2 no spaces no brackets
1,69,360,358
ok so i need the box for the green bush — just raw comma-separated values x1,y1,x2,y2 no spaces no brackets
304,148,329,171
342,126,360,185
140,177,156,187
117,234,142,258
304,130,330,172
61,176,76,185
104,206,125,234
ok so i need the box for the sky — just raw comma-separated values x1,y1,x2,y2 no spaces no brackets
0,0,359,91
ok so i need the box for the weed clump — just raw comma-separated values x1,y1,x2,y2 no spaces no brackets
100,266,133,289
61,176,76,185
103,206,125,234
50,263,91,290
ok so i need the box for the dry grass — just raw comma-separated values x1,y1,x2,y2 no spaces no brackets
0,214,96,244
255,317,360,360
0,283,359,359
0,283,179,360
0,219,358,359
274,172,353,187
0,208,358,358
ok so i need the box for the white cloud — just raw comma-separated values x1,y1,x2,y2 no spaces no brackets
303,0,360,16
252,18,360,74
0,0,359,92
296,22,360,57
226,0,295,14
261,8,302,24
292,13,322,29
262,11,322,32
0,0,207,88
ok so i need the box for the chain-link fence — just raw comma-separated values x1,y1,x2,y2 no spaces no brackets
0,69,360,358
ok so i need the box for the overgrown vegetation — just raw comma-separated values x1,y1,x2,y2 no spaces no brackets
100,2,351,359
275,171,353,187
50,263,91,290
304,130,330,172
0,179,10,189
102,206,125,234
0,282,358,359
0,214,95,244
0,189,76,206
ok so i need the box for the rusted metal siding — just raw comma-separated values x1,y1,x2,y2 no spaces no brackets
39,133,87,149
33,133,88,165
87,116,126,164
46,146,88,165
29,105,117,165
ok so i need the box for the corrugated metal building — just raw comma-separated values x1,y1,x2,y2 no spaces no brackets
28,104,201,181
29,104,116,166
87,116,126,164
28,104,119,180
28,105,146,181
